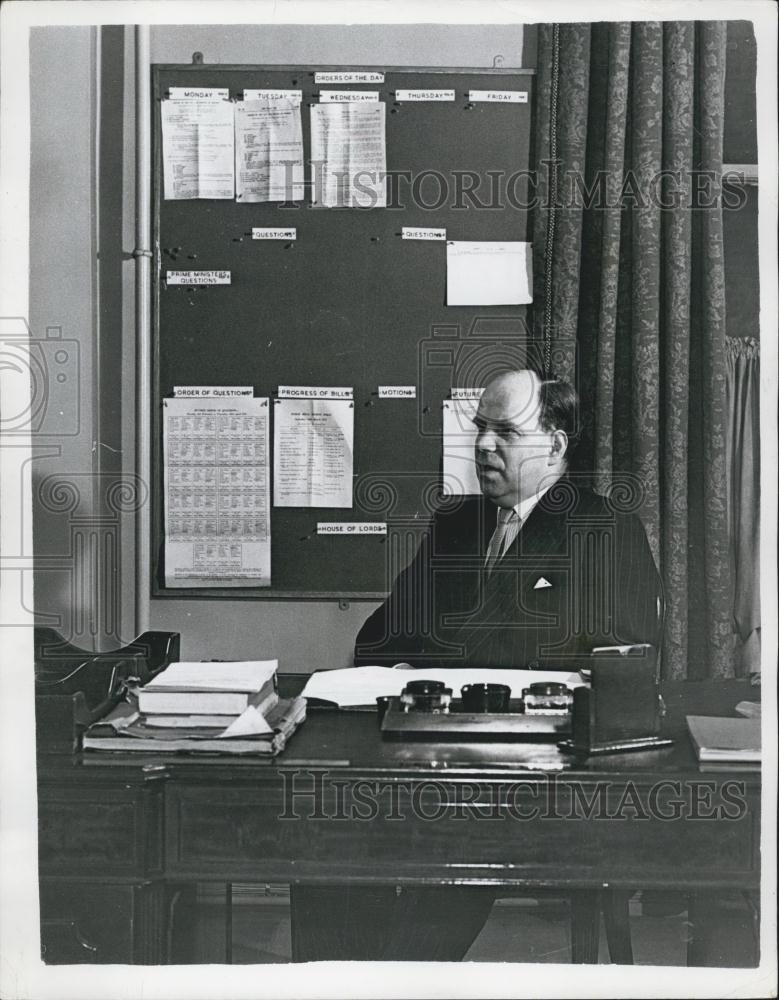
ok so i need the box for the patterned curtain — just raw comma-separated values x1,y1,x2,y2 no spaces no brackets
532,22,735,679
726,337,760,675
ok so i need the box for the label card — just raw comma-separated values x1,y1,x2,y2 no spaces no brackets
173,387,254,398
243,89,302,104
317,522,387,534
278,386,353,400
395,89,455,102
315,71,384,84
450,387,485,400
168,87,230,101
166,270,231,285
319,91,380,103
402,227,446,241
378,386,417,398
468,90,528,103
252,228,297,240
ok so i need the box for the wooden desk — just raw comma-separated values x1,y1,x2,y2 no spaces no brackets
36,679,760,964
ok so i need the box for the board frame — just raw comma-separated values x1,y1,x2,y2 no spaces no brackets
151,63,536,600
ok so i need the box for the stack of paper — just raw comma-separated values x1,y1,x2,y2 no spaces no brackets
138,660,278,723
686,715,761,765
83,660,306,755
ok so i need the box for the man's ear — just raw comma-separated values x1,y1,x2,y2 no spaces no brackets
549,429,568,464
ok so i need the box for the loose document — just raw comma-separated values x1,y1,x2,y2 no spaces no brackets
273,392,354,508
301,665,584,707
446,241,533,306
161,90,235,199
310,102,387,208
234,96,304,202
163,397,271,586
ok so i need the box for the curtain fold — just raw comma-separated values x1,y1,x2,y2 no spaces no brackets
533,21,741,679
696,21,733,679
725,337,761,674
660,22,694,684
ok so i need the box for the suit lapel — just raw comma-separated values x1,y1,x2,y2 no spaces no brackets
503,479,570,556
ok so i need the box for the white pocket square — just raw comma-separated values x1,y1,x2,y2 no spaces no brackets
534,577,553,590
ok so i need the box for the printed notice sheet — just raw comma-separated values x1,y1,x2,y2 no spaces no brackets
446,241,533,305
235,97,304,202
161,95,235,199
163,397,270,586
310,102,386,208
273,398,354,507
442,396,482,496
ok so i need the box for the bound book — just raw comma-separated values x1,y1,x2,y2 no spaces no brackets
686,715,761,764
143,691,279,728
137,660,278,715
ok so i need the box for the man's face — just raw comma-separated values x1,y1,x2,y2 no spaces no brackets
473,371,558,508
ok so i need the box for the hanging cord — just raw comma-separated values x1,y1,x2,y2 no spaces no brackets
543,24,561,376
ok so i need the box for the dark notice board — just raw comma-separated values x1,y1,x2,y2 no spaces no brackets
152,65,536,599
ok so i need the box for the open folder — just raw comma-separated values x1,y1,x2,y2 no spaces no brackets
300,665,584,708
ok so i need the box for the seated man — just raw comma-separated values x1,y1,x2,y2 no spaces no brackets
356,370,662,670
292,370,662,962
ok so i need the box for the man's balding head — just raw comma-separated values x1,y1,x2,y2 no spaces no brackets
473,371,577,508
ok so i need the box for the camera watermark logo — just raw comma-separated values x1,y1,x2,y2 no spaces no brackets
417,316,545,439
0,317,80,436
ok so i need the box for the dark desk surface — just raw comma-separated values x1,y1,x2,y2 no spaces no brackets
40,677,761,784
35,676,761,965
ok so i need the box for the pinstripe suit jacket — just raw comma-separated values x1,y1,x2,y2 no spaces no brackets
354,477,662,671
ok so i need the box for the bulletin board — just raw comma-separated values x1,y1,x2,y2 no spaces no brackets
152,64,537,599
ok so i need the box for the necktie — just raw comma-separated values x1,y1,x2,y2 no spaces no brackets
485,508,519,576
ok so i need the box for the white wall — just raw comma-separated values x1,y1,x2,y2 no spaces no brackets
29,26,98,643
149,23,523,67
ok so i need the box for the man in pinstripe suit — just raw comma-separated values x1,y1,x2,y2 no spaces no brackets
293,372,663,962
355,370,663,671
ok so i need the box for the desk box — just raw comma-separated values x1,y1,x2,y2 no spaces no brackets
561,645,673,756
